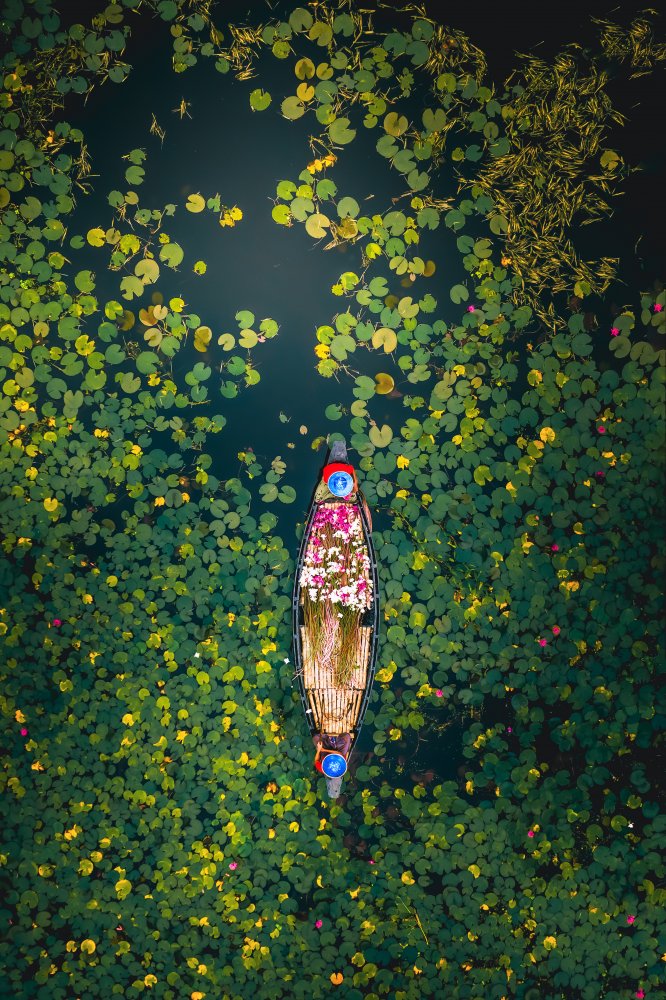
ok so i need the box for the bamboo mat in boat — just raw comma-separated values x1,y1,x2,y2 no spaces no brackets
300,624,372,734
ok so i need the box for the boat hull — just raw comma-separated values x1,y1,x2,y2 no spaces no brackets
292,442,380,762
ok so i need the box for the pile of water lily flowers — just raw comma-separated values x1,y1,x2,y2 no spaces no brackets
299,503,373,686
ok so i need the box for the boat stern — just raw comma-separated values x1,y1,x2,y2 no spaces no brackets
325,775,344,799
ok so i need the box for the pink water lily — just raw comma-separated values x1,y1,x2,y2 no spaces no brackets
654,303,663,312
551,544,559,551
20,727,28,736
527,830,535,838
538,638,548,647
635,989,645,998
466,305,476,313
626,914,635,924
552,626,560,636
610,327,619,336
507,727,512,733
52,618,62,626
369,859,376,864
315,919,323,929
598,425,605,433
435,689,443,697
228,862,238,871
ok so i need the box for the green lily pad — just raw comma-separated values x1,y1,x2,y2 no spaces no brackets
186,193,206,212
282,96,306,120
450,283,469,303
369,423,393,447
249,89,272,111
305,213,330,238
329,117,356,145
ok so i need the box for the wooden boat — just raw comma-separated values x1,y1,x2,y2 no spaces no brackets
292,437,380,797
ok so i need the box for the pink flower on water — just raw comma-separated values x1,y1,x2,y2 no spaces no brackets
552,626,560,636
654,303,663,312
369,860,376,865
52,619,62,626
435,689,443,697
610,327,619,336
315,919,323,929
635,990,645,999
507,727,512,733
627,914,635,925
466,305,476,313
527,830,535,838
539,638,548,647
229,862,238,871
20,727,28,736
595,470,605,477
598,425,605,434
551,544,559,551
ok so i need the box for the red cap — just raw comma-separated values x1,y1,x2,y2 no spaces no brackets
323,463,357,494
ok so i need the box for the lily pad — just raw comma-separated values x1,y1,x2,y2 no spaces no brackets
374,372,395,394
369,423,393,447
249,89,272,111
372,327,398,353
194,326,212,352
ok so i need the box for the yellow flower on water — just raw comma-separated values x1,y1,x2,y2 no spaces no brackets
154,496,165,506
314,343,330,358
396,455,410,469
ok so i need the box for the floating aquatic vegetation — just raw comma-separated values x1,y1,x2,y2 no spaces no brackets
0,0,664,998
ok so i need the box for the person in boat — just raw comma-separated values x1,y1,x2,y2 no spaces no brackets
312,731,351,773
312,732,351,799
